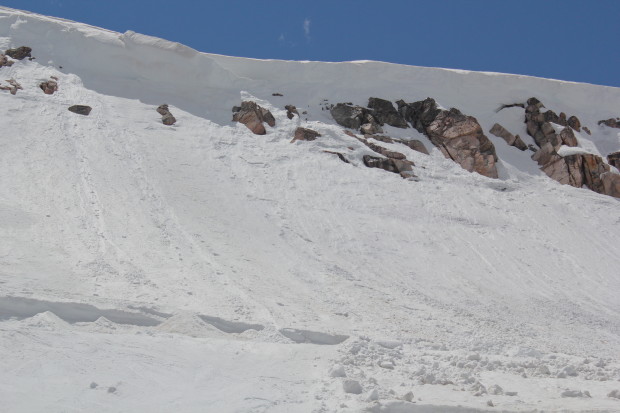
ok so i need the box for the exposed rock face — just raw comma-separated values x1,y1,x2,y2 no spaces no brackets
402,139,429,155
5,46,32,60
367,97,408,128
608,152,620,170
330,103,366,130
489,123,527,151
39,79,58,95
598,118,620,129
156,104,176,125
363,155,415,178
285,105,299,119
232,101,275,135
567,115,581,131
68,105,92,116
397,98,497,178
541,154,610,194
360,114,383,135
0,54,14,68
291,127,321,143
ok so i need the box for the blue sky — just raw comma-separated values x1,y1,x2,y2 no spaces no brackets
2,0,619,87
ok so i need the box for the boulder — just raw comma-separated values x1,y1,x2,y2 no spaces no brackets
558,127,578,147
291,127,321,143
330,103,367,130
396,97,441,133
39,80,58,95
567,115,581,131
5,46,32,60
367,97,408,128
285,104,299,119
607,151,620,170
402,139,429,155
156,104,176,125
232,101,275,135
68,105,92,116
363,155,415,178
0,54,14,68
489,123,527,151
601,173,620,198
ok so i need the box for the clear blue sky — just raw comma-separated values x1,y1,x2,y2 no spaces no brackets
2,0,619,87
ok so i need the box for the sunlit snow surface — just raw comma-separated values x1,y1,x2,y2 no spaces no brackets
0,6,619,413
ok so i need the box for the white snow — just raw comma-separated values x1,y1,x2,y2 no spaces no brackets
0,6,619,413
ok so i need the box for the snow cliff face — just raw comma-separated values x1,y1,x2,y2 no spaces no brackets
0,7,619,413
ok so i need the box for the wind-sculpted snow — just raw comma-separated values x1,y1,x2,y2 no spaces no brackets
0,6,619,413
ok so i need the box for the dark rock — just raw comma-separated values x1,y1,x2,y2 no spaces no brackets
367,97,408,128
598,118,620,129
156,104,176,125
285,105,299,119
396,98,441,134
39,80,58,95
496,102,525,112
0,54,14,68
608,151,620,170
68,105,92,116
367,135,394,144
323,150,350,163
232,101,275,135
330,103,367,130
527,97,543,108
291,127,321,143
543,110,560,124
489,123,527,151
363,155,415,178
583,126,591,135
272,92,283,96
567,116,581,131
5,46,31,60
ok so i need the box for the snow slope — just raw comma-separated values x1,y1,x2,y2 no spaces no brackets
0,6,619,413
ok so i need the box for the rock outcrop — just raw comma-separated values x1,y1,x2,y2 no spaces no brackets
367,97,408,128
5,46,32,60
39,78,58,95
397,98,498,178
330,103,366,130
489,123,527,151
232,101,275,135
156,104,176,125
323,150,349,164
291,127,321,143
525,98,619,198
366,135,429,155
68,105,92,116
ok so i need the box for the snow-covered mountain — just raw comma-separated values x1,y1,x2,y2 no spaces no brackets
0,6,619,413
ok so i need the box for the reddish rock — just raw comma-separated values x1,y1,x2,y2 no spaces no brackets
601,172,620,198
39,80,58,95
285,105,299,120
291,127,321,143
232,101,275,135
598,118,620,129
363,155,415,178
156,104,176,125
541,153,610,194
398,99,497,178
0,78,22,95
489,123,527,151
558,127,578,147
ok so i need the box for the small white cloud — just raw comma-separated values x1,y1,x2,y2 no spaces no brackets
278,33,285,43
303,18,311,40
